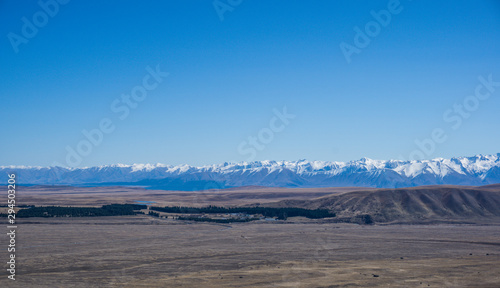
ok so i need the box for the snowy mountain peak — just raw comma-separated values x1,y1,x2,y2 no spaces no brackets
1,154,499,189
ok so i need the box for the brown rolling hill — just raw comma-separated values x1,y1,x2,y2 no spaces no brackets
265,185,500,224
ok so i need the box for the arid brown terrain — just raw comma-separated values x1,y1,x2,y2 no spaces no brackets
267,184,500,224
11,185,371,207
1,185,500,287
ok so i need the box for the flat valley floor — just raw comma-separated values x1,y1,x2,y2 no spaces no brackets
1,216,500,287
2,186,500,287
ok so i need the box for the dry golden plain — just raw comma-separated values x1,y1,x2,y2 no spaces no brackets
1,186,500,287
13,185,367,207
2,217,500,287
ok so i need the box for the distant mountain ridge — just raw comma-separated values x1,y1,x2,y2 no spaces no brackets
2,154,500,190
265,184,500,224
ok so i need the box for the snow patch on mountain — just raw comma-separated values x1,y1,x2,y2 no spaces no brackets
1,154,499,189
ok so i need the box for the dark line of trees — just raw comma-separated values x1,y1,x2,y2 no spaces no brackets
150,205,336,220
0,204,147,218
148,211,160,217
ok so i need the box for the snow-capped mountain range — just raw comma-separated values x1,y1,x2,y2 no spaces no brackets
2,154,500,190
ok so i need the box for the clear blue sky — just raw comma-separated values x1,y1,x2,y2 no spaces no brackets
1,0,499,167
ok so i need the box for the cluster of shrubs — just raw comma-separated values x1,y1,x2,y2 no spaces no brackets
148,211,160,217
150,205,335,220
176,216,257,223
